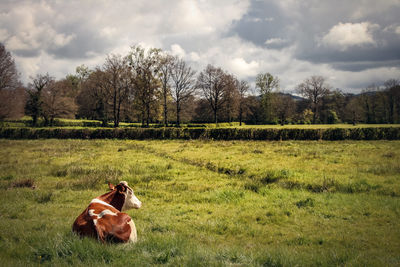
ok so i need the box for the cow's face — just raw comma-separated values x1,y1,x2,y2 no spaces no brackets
118,181,142,211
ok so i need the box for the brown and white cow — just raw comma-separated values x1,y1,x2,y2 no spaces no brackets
72,181,142,243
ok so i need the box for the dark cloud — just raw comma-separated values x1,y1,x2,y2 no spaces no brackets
228,1,291,49
228,0,400,72
331,60,400,72
47,26,114,60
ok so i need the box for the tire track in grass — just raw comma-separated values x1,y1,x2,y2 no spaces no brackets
121,142,399,197
122,142,244,177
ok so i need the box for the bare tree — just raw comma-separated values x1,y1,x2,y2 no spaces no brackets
384,79,400,123
296,76,330,123
158,53,174,126
25,74,53,126
0,86,25,120
103,54,130,127
275,94,295,125
77,69,110,126
170,57,196,126
344,97,363,125
196,65,227,124
221,74,239,123
41,79,77,125
0,43,20,91
237,80,249,126
0,43,24,120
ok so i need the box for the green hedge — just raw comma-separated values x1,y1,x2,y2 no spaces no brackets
1,127,400,140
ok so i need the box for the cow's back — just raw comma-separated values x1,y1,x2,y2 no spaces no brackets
72,203,135,243
72,208,97,238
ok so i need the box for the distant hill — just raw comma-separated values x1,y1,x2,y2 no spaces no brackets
277,92,305,101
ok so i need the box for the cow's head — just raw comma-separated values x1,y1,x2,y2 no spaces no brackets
109,181,142,211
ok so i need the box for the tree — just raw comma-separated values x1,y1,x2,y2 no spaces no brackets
221,74,239,123
244,95,263,125
0,43,20,92
296,76,330,123
319,90,345,124
75,64,91,82
170,57,196,126
275,94,295,125
237,80,249,126
384,79,400,123
360,84,386,123
255,72,279,123
196,65,227,124
128,45,161,127
103,54,130,127
344,97,363,125
0,43,24,120
0,86,25,120
158,53,174,126
25,74,53,126
41,79,77,125
77,69,110,126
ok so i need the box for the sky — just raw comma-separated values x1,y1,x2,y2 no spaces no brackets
1,0,400,93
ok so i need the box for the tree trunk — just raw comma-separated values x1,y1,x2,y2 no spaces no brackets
176,101,181,127
114,96,121,128
146,103,150,127
32,115,38,127
239,106,243,126
163,90,168,127
312,104,317,124
44,116,49,126
113,88,117,127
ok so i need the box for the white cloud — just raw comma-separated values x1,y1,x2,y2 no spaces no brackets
0,29,9,41
52,33,76,48
189,52,200,61
170,44,186,58
247,17,274,23
321,22,378,51
230,57,259,77
265,38,286,45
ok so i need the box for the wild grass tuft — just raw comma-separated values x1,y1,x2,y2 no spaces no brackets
9,178,35,189
296,198,315,208
34,191,53,203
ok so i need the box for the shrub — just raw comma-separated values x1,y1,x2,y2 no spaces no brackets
322,128,348,140
1,127,399,140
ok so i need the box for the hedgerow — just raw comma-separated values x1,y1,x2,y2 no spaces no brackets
1,127,399,140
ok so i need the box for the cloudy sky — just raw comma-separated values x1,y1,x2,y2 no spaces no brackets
1,0,400,93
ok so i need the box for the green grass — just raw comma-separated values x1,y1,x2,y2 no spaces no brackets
0,139,399,266
3,116,400,129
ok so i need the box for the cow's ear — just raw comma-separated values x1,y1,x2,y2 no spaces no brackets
116,183,126,193
108,182,115,191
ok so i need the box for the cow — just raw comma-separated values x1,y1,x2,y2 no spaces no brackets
72,181,142,243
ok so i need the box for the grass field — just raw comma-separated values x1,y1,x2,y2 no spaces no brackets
0,139,399,266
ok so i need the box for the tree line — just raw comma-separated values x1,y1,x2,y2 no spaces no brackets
1,42,399,127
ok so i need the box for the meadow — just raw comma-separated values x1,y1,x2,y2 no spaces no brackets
0,139,399,266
